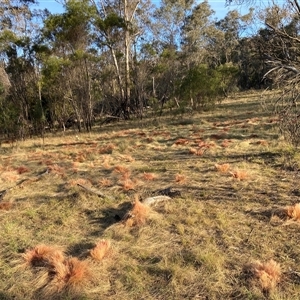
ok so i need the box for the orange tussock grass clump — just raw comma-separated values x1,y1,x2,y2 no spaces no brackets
246,259,281,292
98,178,113,187
68,178,92,187
119,154,135,162
142,172,157,181
174,138,189,145
74,154,86,163
1,172,19,182
98,143,115,154
120,178,136,191
22,244,65,268
48,257,91,293
145,137,154,143
114,165,130,176
221,139,231,148
0,202,13,210
230,169,248,181
90,239,111,261
102,161,111,170
215,163,230,173
16,166,30,174
125,196,149,227
175,173,186,184
189,148,206,156
48,164,65,176
285,203,300,221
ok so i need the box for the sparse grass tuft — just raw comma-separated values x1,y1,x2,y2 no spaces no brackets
230,169,248,181
285,203,300,221
142,172,157,181
98,178,113,187
215,163,230,173
245,259,281,292
90,239,111,261
175,173,186,184
124,196,149,227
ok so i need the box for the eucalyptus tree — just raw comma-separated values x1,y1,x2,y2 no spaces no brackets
91,0,153,119
180,0,216,66
41,0,97,131
0,0,43,138
150,0,216,111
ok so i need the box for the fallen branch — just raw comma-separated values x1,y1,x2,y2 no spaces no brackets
77,183,114,200
0,178,32,200
142,195,172,206
0,189,8,201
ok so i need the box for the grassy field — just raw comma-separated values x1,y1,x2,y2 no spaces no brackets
1,90,300,299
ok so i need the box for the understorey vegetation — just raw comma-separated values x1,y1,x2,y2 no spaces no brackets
0,0,300,146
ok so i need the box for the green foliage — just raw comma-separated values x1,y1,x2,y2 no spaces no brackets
95,13,126,31
42,57,70,83
178,64,239,109
0,99,20,136
216,63,240,94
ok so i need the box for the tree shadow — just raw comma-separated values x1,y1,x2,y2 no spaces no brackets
0,292,14,300
67,241,95,259
84,201,132,236
245,206,289,225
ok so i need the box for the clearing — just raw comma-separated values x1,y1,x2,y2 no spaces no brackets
1,90,300,299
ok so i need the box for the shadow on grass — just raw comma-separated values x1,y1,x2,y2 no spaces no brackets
67,241,95,259
85,201,132,235
245,207,290,225
0,291,14,300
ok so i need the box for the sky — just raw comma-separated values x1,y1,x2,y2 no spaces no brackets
36,0,249,20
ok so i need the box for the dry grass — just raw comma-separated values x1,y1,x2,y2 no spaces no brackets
1,90,300,299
